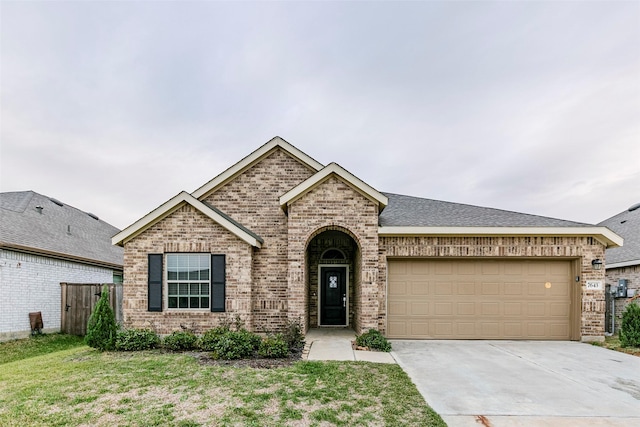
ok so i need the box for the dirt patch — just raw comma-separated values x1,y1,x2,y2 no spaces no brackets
191,350,302,369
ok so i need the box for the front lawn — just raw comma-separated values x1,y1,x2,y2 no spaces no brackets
0,335,445,426
0,333,85,364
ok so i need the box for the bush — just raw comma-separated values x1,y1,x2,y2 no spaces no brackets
163,331,199,351
115,329,160,351
199,326,231,351
620,302,640,348
85,285,117,351
258,334,289,358
213,330,260,360
355,329,392,352
200,326,261,359
283,319,305,352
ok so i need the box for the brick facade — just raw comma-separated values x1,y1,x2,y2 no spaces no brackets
379,236,607,340
202,148,316,331
605,265,640,332
122,205,254,335
120,142,611,341
286,175,380,333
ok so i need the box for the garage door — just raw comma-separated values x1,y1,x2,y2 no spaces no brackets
387,259,573,340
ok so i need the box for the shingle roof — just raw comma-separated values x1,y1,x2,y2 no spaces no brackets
0,191,123,268
598,203,640,266
379,193,593,227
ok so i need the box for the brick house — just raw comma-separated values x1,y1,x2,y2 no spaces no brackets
598,203,639,332
0,191,123,341
113,137,622,342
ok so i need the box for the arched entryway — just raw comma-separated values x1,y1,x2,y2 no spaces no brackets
306,228,360,328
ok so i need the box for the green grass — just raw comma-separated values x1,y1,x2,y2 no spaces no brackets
0,333,85,365
593,335,640,357
0,335,445,426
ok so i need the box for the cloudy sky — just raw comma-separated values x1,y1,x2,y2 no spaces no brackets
1,1,638,230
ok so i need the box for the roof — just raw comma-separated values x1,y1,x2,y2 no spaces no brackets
280,163,388,212
598,202,640,267
192,136,324,199
112,192,263,248
379,193,623,247
0,191,123,269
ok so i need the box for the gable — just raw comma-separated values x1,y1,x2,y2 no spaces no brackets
192,136,323,200
112,192,263,248
279,163,388,213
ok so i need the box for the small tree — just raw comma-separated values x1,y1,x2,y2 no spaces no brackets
620,302,640,348
85,285,117,351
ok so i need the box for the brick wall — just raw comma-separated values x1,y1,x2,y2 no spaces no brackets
286,175,380,333
379,235,607,341
0,249,114,341
202,148,316,332
605,265,640,332
122,204,254,335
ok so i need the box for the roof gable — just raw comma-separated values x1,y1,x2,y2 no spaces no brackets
112,192,263,248
279,163,388,212
192,136,324,200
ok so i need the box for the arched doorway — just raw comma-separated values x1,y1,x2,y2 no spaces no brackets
306,229,359,328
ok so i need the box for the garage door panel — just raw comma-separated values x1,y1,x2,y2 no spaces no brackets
482,282,500,295
435,302,452,315
458,282,476,295
410,302,429,315
457,302,475,315
410,282,429,295
388,259,572,340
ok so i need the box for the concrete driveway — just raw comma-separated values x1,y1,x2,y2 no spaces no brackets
391,340,640,426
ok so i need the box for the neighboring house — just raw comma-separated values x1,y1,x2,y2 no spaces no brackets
598,203,640,332
0,191,123,341
113,137,622,342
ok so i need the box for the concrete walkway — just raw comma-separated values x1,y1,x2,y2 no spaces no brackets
305,328,396,364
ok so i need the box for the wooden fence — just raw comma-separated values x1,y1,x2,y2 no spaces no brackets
60,283,123,336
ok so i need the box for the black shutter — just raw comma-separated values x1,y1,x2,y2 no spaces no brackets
211,254,226,312
148,254,163,312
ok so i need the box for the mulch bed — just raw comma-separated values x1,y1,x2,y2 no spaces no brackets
191,350,303,369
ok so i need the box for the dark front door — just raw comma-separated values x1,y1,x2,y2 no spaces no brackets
320,266,347,325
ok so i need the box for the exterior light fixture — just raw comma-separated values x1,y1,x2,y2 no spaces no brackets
591,259,603,270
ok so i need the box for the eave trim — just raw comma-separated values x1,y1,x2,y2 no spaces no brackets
378,226,624,248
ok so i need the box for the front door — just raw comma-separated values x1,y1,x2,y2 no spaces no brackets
320,266,347,325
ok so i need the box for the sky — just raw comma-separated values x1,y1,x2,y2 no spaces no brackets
1,1,639,231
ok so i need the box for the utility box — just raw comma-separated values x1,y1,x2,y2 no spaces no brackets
616,279,628,298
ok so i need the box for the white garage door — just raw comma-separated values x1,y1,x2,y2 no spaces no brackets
387,259,573,340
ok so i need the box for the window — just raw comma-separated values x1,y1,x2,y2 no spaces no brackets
167,254,210,309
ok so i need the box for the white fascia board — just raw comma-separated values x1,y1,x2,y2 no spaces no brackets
112,192,262,248
606,259,640,269
192,136,323,199
279,162,389,210
378,226,624,248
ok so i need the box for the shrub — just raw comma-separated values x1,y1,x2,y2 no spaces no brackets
283,319,305,352
258,334,289,358
199,326,231,351
620,302,640,348
116,329,160,351
355,329,392,352
163,331,199,351
85,285,117,351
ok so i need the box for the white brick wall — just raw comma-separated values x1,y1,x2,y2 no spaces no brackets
0,249,115,341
